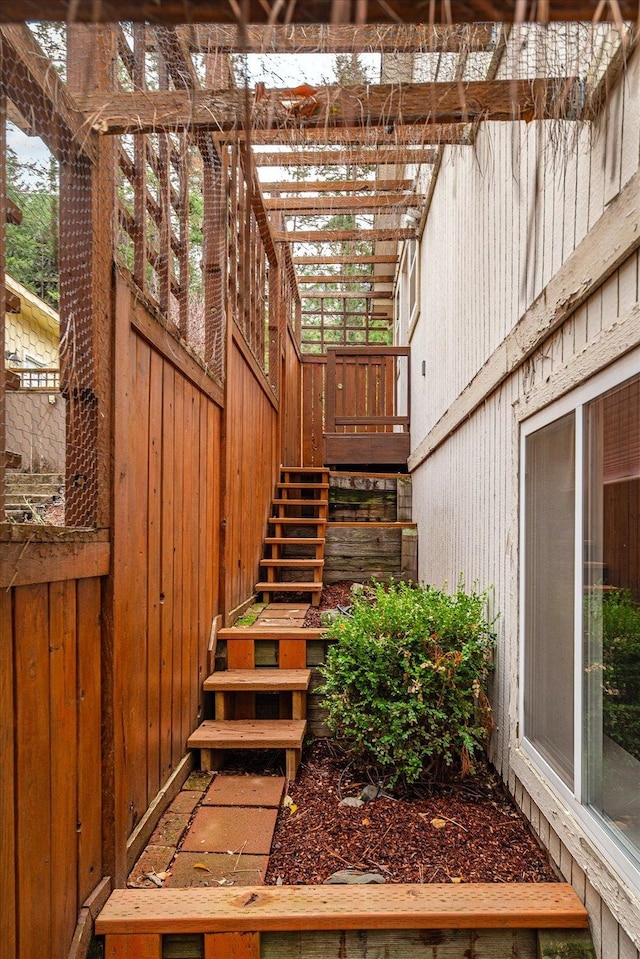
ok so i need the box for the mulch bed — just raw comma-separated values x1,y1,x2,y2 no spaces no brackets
263,580,558,886
264,739,557,885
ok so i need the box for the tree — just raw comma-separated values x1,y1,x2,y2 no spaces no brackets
6,145,59,308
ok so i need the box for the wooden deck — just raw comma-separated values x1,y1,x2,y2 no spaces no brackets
96,883,588,935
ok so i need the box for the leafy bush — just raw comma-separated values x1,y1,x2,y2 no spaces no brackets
598,589,640,761
318,581,497,786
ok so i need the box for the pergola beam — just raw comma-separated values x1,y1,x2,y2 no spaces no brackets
253,148,439,166
298,274,395,283
225,123,473,146
261,179,413,193
78,78,578,136
293,254,398,264
301,290,394,298
277,227,416,242
0,25,96,163
176,23,496,54
2,1,637,24
265,194,418,211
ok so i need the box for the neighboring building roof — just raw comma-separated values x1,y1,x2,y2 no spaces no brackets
5,273,59,340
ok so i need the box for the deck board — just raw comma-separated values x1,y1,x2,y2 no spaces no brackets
96,884,588,935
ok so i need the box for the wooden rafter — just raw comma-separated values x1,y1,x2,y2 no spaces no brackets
3,1,637,24
0,25,96,163
261,179,412,193
265,194,419,212
301,290,394,298
293,254,398,264
277,227,416,242
298,274,395,283
253,148,439,166
78,78,579,136
175,23,496,54
225,123,474,146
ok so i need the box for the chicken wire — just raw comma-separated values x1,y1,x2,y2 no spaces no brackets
1,17,633,521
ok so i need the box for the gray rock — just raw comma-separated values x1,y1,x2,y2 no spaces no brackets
339,796,364,807
324,870,386,885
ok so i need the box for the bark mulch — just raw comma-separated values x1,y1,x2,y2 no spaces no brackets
263,580,558,886
264,739,557,886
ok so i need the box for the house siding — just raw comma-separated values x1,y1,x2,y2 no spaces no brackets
409,38,640,956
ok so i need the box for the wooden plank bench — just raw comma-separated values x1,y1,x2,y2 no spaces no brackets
96,883,589,937
187,719,306,780
204,668,311,720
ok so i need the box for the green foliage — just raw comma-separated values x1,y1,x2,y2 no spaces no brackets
597,590,640,760
6,146,59,308
318,581,497,786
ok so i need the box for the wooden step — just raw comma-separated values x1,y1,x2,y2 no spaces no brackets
218,627,326,641
278,482,330,491
272,498,328,508
259,559,324,567
282,467,330,476
204,669,311,692
265,537,324,546
256,581,323,593
268,516,327,525
204,669,311,721
96,883,589,935
188,719,306,779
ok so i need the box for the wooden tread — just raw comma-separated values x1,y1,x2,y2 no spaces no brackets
268,516,327,525
204,669,311,692
271,497,329,506
256,581,323,592
188,719,306,750
278,482,330,490
96,883,588,935
265,537,324,546
259,558,324,567
219,627,326,640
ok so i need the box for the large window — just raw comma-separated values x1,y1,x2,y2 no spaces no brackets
521,351,640,883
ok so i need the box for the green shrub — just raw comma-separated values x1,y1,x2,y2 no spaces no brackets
598,589,640,761
318,580,497,786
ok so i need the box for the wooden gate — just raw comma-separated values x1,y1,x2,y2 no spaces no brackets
324,347,410,467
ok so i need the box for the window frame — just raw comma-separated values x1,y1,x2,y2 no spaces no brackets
519,345,640,892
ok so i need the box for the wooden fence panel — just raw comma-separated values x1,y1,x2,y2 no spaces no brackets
0,572,104,958
223,335,279,617
302,357,326,467
112,279,223,873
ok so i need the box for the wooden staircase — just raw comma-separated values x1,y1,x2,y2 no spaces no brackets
255,467,329,607
187,625,325,781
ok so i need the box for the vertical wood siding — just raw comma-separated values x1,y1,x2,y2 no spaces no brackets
0,575,102,959
410,42,640,958
112,279,222,858
282,326,303,468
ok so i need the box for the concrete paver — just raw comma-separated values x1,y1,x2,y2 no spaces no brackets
182,805,278,855
166,852,268,887
127,845,176,888
149,811,192,847
203,775,285,808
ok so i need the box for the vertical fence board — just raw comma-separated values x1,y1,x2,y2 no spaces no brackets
160,361,176,783
147,349,163,800
0,589,16,954
76,576,103,904
172,372,185,767
49,580,78,959
15,583,52,955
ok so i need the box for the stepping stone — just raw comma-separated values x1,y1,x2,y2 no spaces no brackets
127,845,176,888
204,775,285,808
168,791,201,815
166,852,268,888
181,805,277,855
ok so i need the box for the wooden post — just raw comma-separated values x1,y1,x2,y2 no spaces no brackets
0,92,6,520
62,26,115,530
